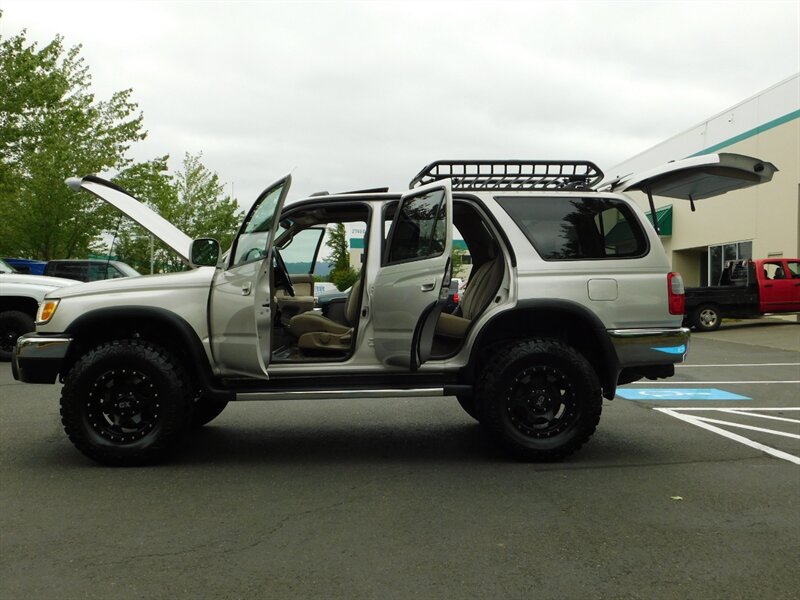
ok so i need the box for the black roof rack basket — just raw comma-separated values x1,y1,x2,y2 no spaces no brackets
409,160,604,191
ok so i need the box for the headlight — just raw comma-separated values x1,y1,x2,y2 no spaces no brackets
36,299,60,324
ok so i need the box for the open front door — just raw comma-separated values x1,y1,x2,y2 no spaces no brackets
372,180,453,369
209,175,291,377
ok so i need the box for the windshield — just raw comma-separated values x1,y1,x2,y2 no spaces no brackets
0,259,18,274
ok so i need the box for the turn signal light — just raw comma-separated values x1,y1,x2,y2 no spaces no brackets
36,299,60,324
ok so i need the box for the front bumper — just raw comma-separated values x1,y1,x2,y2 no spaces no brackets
609,327,690,367
12,333,73,384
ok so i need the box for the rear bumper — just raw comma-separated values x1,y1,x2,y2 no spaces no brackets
609,327,690,367
12,333,73,384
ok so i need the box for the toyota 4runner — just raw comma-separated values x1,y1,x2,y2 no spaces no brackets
12,155,777,465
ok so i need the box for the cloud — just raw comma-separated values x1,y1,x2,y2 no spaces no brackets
3,0,798,202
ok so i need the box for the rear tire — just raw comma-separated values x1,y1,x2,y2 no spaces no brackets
476,339,602,461
60,339,192,466
0,310,35,361
692,305,721,332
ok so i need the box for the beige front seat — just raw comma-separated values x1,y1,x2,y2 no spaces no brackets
288,280,361,351
436,253,503,340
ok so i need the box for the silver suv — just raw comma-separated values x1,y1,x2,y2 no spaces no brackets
12,155,776,466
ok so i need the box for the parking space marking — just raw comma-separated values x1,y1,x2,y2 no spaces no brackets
617,388,750,400
677,362,800,368
654,407,800,465
635,380,800,384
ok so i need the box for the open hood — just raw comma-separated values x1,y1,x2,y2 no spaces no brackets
601,153,778,200
66,175,194,265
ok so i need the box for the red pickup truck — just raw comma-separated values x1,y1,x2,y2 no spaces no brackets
684,258,800,331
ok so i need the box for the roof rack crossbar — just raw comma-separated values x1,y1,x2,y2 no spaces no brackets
410,160,604,190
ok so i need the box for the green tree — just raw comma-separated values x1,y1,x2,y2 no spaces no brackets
0,24,145,259
110,153,242,273
325,223,358,291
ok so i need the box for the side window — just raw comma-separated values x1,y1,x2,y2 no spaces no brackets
495,196,648,260
787,261,800,279
55,263,86,280
229,184,284,268
385,189,446,264
87,264,106,281
764,262,786,280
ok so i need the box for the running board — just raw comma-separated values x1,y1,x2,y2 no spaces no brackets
236,387,446,401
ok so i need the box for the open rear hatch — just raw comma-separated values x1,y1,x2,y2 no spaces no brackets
600,153,778,233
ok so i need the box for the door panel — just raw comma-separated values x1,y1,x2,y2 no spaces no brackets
372,180,453,368
209,175,291,377
761,260,800,312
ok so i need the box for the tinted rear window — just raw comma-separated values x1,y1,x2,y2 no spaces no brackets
496,196,648,260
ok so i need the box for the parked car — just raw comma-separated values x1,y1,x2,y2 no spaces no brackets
2,257,47,275
43,259,140,282
684,258,800,331
0,258,79,360
13,153,776,466
442,278,462,314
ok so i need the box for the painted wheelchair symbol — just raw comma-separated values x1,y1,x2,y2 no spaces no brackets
637,390,713,398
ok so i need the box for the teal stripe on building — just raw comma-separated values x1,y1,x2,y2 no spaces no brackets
690,109,800,157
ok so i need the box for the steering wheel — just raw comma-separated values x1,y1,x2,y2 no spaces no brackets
242,247,266,263
273,249,295,297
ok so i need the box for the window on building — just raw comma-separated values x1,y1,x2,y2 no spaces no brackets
708,241,752,285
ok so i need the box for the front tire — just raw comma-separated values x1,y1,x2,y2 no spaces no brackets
692,305,721,332
60,339,192,466
0,310,35,361
476,339,602,461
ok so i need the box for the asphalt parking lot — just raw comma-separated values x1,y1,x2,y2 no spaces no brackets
1,320,798,600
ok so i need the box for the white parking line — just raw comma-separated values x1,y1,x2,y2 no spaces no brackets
716,408,800,424
636,380,800,384
678,363,800,368
654,407,800,465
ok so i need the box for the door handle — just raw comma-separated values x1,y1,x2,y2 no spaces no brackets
241,282,252,295
420,281,436,292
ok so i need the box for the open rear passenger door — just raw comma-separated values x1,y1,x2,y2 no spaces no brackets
372,180,453,369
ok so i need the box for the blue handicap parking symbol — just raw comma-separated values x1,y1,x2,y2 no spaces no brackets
616,388,751,401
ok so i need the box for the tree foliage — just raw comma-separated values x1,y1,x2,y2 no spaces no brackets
325,223,358,291
111,153,243,273
0,24,145,259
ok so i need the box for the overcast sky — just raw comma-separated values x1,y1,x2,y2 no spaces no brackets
2,1,798,204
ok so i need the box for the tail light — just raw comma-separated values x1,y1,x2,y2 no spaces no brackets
667,272,685,315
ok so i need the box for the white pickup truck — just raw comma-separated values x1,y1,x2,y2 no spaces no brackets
0,258,78,360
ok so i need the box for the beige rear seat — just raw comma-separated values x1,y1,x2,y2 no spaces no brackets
436,254,503,339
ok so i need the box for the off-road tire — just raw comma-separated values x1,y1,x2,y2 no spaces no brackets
60,339,192,466
476,339,602,461
0,310,35,361
191,397,229,428
691,304,721,332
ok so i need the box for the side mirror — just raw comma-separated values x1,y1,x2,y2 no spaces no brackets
190,238,220,267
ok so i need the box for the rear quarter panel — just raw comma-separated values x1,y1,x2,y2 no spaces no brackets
483,193,680,330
